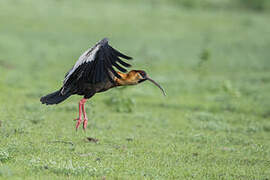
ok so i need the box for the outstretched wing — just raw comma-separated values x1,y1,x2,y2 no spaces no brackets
62,38,132,92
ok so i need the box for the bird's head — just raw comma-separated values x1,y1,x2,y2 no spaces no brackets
126,70,166,96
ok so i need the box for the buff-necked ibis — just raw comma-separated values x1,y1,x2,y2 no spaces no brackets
40,38,165,130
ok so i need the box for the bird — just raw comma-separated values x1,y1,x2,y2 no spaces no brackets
40,38,165,130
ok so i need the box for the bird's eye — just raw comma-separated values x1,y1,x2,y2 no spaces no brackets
139,71,146,78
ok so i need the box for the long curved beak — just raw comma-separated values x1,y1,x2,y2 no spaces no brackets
146,76,166,96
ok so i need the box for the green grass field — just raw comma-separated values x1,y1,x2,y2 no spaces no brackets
0,0,270,179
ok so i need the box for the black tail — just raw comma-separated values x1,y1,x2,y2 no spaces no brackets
40,89,71,105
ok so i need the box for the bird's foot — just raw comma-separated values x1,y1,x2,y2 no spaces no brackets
83,118,88,130
74,118,82,130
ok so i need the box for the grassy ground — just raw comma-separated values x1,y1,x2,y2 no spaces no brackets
0,0,270,179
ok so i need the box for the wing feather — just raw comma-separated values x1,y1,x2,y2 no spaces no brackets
115,56,131,67
110,46,132,60
111,61,127,72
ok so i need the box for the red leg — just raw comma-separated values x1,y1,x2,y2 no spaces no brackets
75,98,88,130
81,98,88,130
74,101,82,130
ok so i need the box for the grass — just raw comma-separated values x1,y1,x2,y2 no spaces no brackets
0,0,270,179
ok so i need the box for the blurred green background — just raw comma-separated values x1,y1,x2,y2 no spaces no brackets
0,0,270,179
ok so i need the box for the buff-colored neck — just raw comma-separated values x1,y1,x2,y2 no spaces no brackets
114,71,140,86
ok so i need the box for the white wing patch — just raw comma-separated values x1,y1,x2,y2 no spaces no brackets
64,44,100,83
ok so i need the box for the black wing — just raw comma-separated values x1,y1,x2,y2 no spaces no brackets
62,38,132,93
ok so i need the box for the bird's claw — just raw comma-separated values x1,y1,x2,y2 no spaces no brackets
83,118,88,130
74,118,88,130
75,118,82,130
